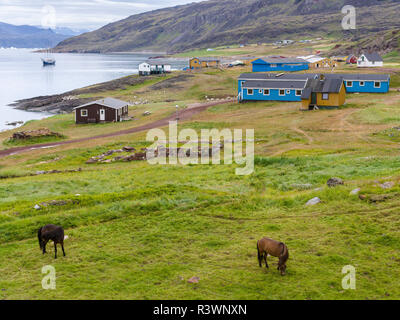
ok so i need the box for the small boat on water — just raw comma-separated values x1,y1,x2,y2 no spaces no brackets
42,57,56,66
41,46,56,66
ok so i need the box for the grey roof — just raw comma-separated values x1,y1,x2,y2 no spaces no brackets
242,80,307,89
238,73,390,82
199,57,220,62
74,97,129,110
301,77,343,99
324,73,389,81
253,56,309,64
239,73,313,80
362,52,383,62
146,59,172,66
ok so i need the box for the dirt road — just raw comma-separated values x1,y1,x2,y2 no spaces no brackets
0,100,234,159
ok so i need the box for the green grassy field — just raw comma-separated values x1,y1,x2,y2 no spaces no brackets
0,51,400,300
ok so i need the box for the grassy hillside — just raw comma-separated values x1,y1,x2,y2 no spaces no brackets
53,0,400,53
1,54,400,299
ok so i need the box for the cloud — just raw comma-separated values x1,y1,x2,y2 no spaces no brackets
0,0,204,30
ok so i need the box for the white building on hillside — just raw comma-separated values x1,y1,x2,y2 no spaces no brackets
357,53,383,68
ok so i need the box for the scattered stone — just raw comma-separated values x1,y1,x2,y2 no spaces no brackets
379,182,395,189
143,111,152,116
327,178,344,187
122,146,136,152
291,183,313,190
188,277,200,284
359,193,398,203
350,188,361,195
306,197,321,206
86,158,98,164
11,128,62,140
34,204,41,210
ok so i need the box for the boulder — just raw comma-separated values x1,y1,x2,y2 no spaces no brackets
34,204,41,210
350,188,361,195
188,277,200,284
306,197,321,206
379,182,395,189
291,183,313,190
327,178,344,187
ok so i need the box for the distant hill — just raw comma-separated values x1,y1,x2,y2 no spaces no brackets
53,0,400,54
0,22,71,48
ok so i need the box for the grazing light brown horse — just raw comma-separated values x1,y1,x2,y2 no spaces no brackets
38,224,66,259
257,237,289,276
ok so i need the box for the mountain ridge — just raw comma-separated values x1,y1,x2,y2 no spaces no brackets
0,22,71,48
53,0,400,54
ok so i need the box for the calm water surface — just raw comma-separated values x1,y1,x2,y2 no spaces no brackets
0,48,188,131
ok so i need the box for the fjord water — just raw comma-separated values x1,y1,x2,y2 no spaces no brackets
0,48,188,131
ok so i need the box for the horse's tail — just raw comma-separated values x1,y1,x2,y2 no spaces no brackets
38,227,43,248
280,243,289,262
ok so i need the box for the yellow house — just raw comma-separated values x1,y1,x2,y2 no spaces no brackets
189,57,201,69
298,55,338,69
240,57,258,65
301,75,346,110
189,57,220,69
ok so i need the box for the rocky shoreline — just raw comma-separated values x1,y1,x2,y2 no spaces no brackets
9,74,156,114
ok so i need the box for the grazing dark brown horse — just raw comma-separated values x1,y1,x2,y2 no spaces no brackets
38,225,66,259
257,237,289,276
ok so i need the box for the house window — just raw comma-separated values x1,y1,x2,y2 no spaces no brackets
263,89,270,95
259,89,263,94
270,64,277,68
296,90,302,96
81,109,88,117
374,81,381,88
247,89,253,95
286,90,291,94
347,81,353,87
322,93,329,100
360,81,365,86
279,89,285,96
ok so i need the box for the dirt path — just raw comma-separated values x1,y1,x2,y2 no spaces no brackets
0,100,234,159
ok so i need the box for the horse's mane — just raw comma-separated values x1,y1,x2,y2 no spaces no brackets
280,242,289,262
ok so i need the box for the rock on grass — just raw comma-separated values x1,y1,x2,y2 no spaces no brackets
306,197,321,206
327,178,344,187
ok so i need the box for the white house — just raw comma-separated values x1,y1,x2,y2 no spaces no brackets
357,53,383,68
139,62,151,76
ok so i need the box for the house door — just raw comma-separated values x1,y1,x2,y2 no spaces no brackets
311,93,317,105
100,109,105,121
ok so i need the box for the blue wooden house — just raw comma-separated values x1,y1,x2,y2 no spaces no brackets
251,56,309,72
238,73,308,102
237,73,390,102
331,74,390,93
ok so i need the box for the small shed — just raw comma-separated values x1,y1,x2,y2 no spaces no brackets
74,97,130,124
139,62,151,76
301,75,346,110
346,54,357,64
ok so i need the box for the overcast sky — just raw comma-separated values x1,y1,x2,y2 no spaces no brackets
0,0,204,30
